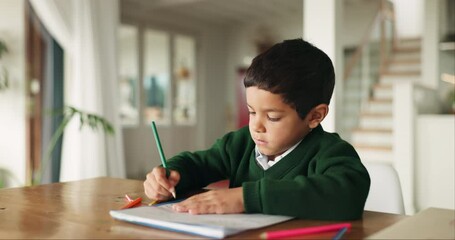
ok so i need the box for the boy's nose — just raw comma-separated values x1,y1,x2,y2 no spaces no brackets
251,118,266,133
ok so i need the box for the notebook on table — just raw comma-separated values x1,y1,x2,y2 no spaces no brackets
110,201,293,239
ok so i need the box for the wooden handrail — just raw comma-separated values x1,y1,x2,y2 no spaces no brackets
380,0,398,72
343,0,397,82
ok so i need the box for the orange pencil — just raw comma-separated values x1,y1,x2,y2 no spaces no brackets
120,197,142,209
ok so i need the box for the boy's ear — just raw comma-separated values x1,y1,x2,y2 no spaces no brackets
307,104,329,129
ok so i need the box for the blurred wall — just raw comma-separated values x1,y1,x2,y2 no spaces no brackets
0,0,26,187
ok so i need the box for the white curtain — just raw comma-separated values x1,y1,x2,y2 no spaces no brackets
29,0,126,181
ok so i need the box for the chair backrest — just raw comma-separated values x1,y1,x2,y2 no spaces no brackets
364,162,405,214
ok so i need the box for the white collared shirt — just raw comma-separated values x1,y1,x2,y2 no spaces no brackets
255,139,303,170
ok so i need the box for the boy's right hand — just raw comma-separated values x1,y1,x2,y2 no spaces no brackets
144,166,180,201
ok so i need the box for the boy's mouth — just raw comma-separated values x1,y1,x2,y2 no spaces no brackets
254,138,267,146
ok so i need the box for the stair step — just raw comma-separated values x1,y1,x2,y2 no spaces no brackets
373,84,393,100
352,128,393,147
396,38,422,48
347,38,422,165
360,112,392,117
355,144,392,151
390,52,421,61
381,70,421,77
359,113,393,129
393,47,421,53
353,128,392,133
387,58,421,65
355,145,393,163
387,63,421,73
366,99,393,114
379,75,421,85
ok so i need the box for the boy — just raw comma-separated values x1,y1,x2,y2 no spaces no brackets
144,38,370,220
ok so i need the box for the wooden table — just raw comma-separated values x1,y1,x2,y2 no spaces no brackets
0,177,407,239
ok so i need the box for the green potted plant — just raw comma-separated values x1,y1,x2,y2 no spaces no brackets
0,39,114,186
0,168,21,189
1,102,115,187
33,106,115,185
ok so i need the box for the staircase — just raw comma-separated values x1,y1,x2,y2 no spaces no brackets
351,38,422,164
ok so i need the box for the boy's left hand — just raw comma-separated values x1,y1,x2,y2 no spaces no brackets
172,187,244,214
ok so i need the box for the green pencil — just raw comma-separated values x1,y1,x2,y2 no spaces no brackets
151,121,176,199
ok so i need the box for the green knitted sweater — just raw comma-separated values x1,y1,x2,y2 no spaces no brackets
166,125,370,220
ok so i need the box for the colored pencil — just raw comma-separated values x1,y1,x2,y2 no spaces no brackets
120,197,142,209
151,121,176,199
332,226,348,240
148,199,159,206
260,222,351,239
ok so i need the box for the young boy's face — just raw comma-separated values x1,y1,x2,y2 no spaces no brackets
246,86,311,159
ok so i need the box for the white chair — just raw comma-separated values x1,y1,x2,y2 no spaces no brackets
364,162,405,214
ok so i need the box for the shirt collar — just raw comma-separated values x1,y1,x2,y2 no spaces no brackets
255,139,303,170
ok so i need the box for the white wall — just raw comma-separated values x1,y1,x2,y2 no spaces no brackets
342,1,379,47
416,115,455,210
391,0,424,39
422,0,440,89
0,0,26,187
304,0,344,133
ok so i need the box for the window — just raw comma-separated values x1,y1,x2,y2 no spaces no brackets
118,25,197,127
143,29,171,125
118,25,139,126
173,34,196,125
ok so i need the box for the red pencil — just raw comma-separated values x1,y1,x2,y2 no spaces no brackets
260,222,351,239
120,197,143,209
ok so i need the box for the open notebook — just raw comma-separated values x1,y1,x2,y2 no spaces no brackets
110,201,293,239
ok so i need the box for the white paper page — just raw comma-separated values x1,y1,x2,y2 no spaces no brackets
116,204,292,229
110,203,293,238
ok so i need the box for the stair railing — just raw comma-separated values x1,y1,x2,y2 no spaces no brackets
341,0,396,141
344,0,397,83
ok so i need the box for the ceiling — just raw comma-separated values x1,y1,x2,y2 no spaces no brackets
121,0,303,26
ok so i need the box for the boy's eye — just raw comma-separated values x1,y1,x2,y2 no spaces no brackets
248,111,256,115
267,116,281,122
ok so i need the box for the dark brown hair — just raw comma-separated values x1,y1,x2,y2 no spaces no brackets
244,38,335,119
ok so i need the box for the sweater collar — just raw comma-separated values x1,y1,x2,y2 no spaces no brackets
250,124,324,176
